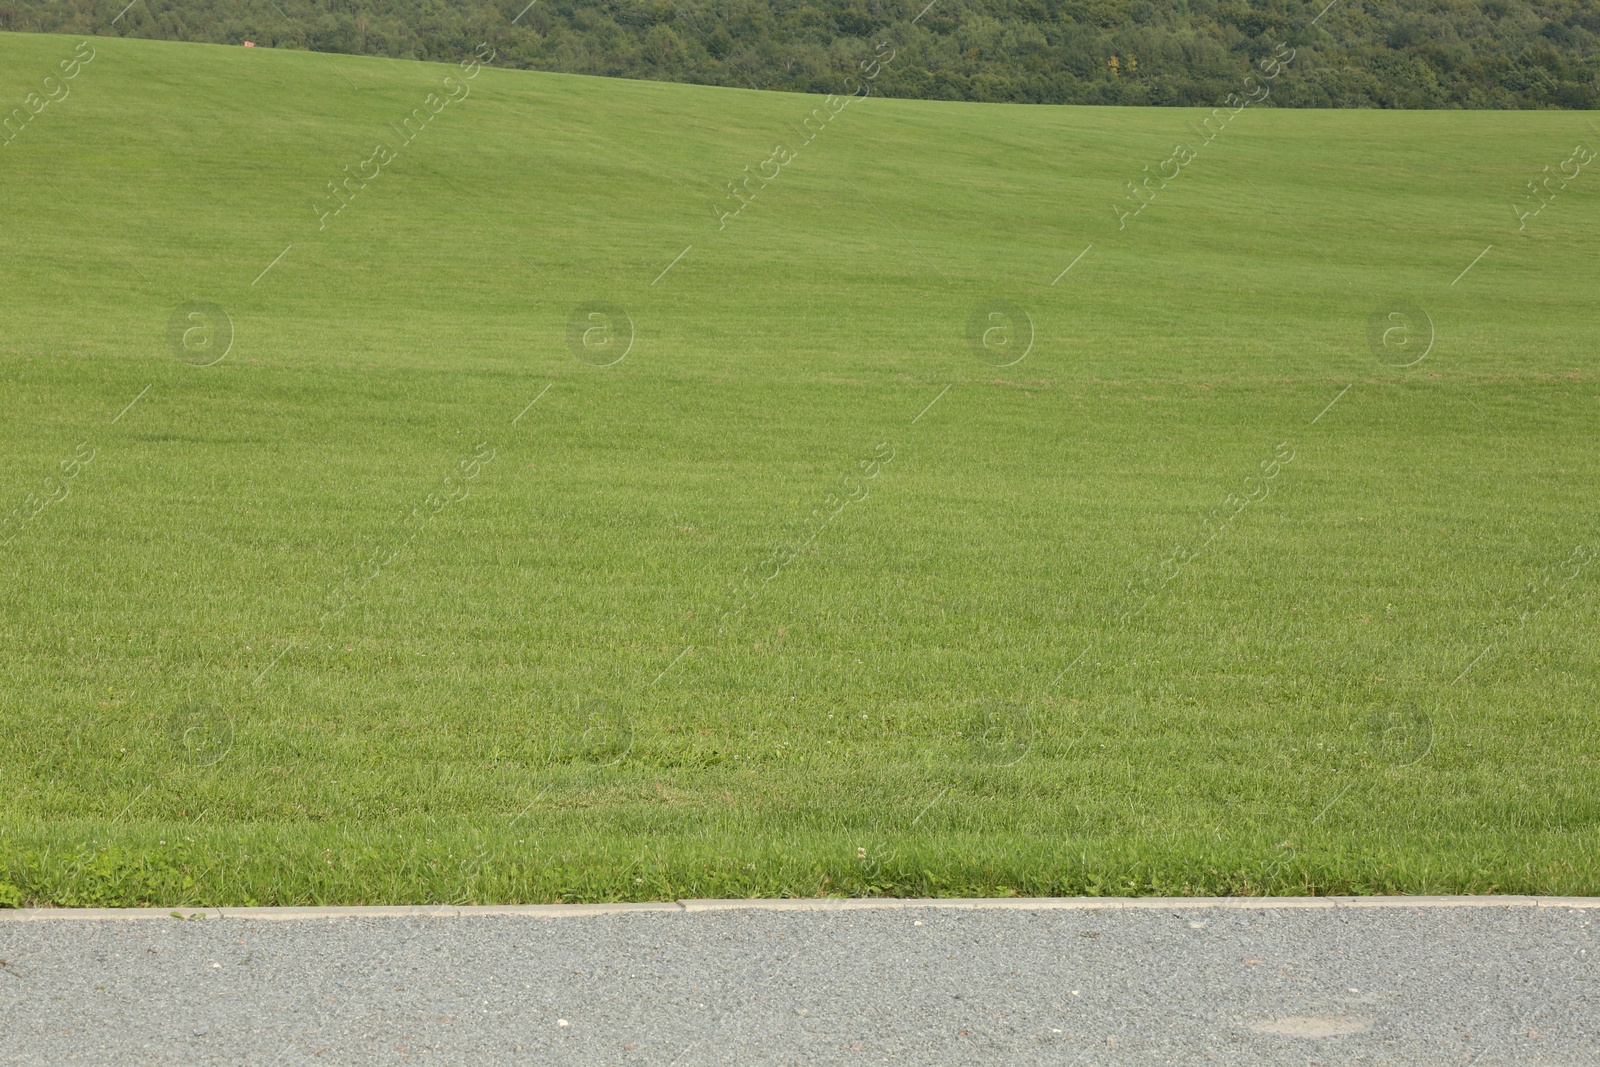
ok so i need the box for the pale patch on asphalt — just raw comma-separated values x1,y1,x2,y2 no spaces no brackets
1250,1015,1375,1037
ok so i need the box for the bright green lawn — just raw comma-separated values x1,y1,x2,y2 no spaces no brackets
1,32,1597,906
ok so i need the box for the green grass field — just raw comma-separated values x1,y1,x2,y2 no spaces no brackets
1,31,1597,907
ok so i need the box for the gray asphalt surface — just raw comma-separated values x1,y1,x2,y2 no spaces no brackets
1,900,1595,1065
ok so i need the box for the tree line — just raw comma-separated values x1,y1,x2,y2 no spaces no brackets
2,0,1596,109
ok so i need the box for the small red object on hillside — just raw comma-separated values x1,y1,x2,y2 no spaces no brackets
243,40,256,47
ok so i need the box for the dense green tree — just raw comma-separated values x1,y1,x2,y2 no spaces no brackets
1,0,1595,107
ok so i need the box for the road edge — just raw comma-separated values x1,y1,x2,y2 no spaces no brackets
2,895,1597,921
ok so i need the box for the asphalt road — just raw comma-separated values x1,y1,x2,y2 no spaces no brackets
1,898,1595,1065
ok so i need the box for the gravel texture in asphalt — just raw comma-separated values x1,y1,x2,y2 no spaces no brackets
0,899,1595,1065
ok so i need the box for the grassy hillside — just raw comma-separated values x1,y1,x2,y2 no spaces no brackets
1,31,1597,906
